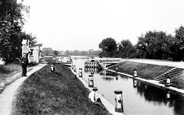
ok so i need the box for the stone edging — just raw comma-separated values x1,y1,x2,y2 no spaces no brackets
107,69,184,96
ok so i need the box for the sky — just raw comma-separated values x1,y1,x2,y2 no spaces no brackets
22,0,184,51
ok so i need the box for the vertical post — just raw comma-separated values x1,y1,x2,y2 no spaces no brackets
116,66,118,73
79,68,83,77
88,74,94,87
84,62,87,68
114,90,124,113
133,68,137,78
165,74,171,87
51,63,55,72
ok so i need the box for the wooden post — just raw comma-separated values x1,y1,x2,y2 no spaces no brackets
165,74,171,87
88,74,94,87
51,63,55,72
133,68,137,77
114,90,124,113
79,68,82,77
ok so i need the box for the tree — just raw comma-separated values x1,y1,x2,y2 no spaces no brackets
99,37,117,57
136,31,170,60
119,39,136,58
99,37,117,52
65,50,70,55
19,32,37,46
171,25,184,61
42,47,53,56
53,50,59,56
0,0,29,63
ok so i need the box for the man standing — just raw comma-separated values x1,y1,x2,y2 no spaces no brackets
21,53,29,76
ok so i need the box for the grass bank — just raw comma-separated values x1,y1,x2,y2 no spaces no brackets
111,61,173,79
0,62,36,83
0,64,21,82
12,64,110,115
110,61,184,89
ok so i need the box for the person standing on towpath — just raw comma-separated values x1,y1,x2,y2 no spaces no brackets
21,52,29,76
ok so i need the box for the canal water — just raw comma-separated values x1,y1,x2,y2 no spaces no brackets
72,57,184,115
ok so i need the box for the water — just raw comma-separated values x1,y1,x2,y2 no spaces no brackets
72,57,184,115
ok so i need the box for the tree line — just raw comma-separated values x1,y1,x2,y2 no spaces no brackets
42,48,101,56
99,25,184,61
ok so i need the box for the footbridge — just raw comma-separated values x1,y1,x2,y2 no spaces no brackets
84,58,121,70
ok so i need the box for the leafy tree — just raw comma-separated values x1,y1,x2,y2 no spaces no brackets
171,25,184,61
119,39,136,58
0,0,29,63
65,50,70,55
53,50,59,56
99,37,117,57
136,31,170,60
42,47,53,56
99,37,117,52
19,32,37,46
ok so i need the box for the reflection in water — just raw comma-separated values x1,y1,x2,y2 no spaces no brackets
119,74,129,80
136,80,184,115
133,79,137,88
102,76,114,81
136,81,171,105
173,95,184,115
84,67,98,73
99,70,117,76
100,71,120,81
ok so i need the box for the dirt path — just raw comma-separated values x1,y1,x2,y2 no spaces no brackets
0,64,46,115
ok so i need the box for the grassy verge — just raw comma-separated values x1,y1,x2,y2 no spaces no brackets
110,61,184,89
172,73,184,89
0,62,36,83
12,64,110,115
110,61,173,79
0,64,22,82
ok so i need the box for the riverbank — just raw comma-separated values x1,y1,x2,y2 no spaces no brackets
109,61,184,93
0,64,33,92
12,64,111,115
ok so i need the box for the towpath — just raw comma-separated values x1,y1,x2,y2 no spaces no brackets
0,64,46,115
123,59,184,68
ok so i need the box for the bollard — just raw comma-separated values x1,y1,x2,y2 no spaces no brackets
114,90,124,113
133,68,137,77
165,74,171,87
116,66,118,72
79,68,83,77
51,63,55,72
133,79,137,88
88,74,94,87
